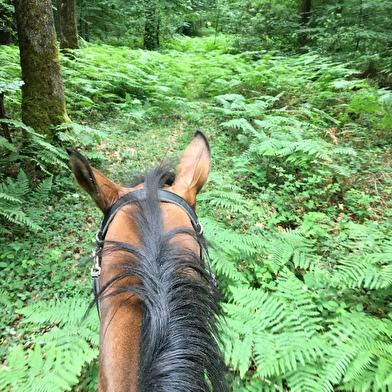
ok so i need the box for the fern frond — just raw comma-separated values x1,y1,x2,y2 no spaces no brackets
199,189,252,213
333,255,392,290
0,289,13,308
55,122,107,149
0,345,27,391
0,169,29,200
325,162,353,177
265,229,314,273
201,218,254,281
0,192,22,204
0,135,17,153
331,146,357,156
286,366,333,392
29,177,53,203
323,345,357,384
214,93,246,109
56,131,77,144
1,328,98,392
19,298,98,328
0,298,99,392
28,138,68,173
221,315,254,378
209,224,266,258
0,169,54,232
0,209,42,231
221,118,256,133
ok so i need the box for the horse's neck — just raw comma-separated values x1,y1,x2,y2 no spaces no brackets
98,293,143,392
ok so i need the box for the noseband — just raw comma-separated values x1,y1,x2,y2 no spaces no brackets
91,189,214,318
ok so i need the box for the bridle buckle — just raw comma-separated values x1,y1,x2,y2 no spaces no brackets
91,247,101,278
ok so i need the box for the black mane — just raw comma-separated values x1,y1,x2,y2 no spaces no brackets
100,162,228,392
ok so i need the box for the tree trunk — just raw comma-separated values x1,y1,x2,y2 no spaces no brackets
57,0,80,50
144,0,160,50
78,0,90,42
300,0,312,25
297,0,312,49
13,0,70,139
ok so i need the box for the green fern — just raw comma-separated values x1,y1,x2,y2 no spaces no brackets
0,170,43,232
243,118,356,166
1,119,68,173
222,273,324,388
328,313,392,391
199,188,254,214
221,117,256,133
334,255,392,290
0,298,99,392
0,288,13,308
0,134,17,153
328,223,392,290
202,172,392,391
214,92,358,196
56,122,107,155
222,269,392,391
214,94,246,109
202,217,256,282
264,229,315,273
217,221,392,391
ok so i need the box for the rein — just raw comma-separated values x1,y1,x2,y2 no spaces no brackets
91,188,215,318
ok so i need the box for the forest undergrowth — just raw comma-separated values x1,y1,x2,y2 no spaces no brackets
1,35,392,391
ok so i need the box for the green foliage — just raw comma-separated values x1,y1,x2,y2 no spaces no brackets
191,47,392,390
0,118,70,234
216,0,299,52
0,169,52,233
60,43,194,119
75,0,215,47
203,179,392,391
55,122,106,160
309,1,392,60
211,0,392,84
0,79,24,94
0,299,99,392
1,35,392,392
207,53,392,227
0,121,68,173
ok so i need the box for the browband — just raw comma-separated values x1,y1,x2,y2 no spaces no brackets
98,189,203,243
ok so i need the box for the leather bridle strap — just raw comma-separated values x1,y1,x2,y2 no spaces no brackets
91,189,214,318
98,189,203,242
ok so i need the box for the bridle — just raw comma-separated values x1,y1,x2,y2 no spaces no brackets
91,188,215,318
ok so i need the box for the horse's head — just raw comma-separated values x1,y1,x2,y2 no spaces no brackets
67,131,226,392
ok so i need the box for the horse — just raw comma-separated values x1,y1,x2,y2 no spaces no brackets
67,131,228,392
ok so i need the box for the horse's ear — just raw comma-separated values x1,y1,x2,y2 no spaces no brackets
170,130,211,209
66,148,124,213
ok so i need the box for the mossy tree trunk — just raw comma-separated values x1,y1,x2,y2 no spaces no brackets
57,0,79,50
14,0,70,139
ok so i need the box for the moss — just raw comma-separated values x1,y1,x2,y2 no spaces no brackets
15,0,70,139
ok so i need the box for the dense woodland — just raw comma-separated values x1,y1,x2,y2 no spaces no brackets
1,0,392,391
